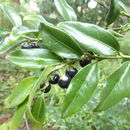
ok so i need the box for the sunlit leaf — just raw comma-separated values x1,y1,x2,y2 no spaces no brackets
58,21,119,55
62,63,98,118
28,96,46,128
119,1,130,13
54,0,77,21
0,37,25,55
106,0,120,26
95,61,130,111
0,3,22,26
0,26,37,55
6,49,63,69
24,15,48,24
5,76,37,108
11,98,28,130
40,23,83,59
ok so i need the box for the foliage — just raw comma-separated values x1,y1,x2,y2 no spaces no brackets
0,0,130,129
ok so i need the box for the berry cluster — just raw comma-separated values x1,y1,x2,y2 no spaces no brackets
40,68,78,93
21,42,40,49
39,50,94,93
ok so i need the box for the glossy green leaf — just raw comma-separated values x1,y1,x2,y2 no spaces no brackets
10,26,38,41
0,37,25,55
95,61,130,112
31,96,46,124
11,98,28,130
28,65,64,121
40,23,83,59
106,0,120,26
24,15,48,24
0,29,8,40
6,49,63,69
5,76,37,108
54,0,77,21
0,3,22,26
0,26,37,55
119,1,129,13
58,21,119,55
27,66,61,127
62,63,98,118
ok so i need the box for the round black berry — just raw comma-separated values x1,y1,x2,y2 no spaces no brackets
21,43,29,49
79,58,91,67
66,68,78,78
49,73,60,84
30,42,40,48
44,84,51,93
40,82,45,89
58,75,71,89
86,50,94,55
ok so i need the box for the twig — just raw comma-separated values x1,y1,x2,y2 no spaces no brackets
24,114,30,130
121,11,130,18
85,52,130,60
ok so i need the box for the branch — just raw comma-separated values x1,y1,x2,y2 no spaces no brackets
121,11,130,18
85,52,130,60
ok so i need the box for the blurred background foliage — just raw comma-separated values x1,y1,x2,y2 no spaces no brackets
1,0,130,129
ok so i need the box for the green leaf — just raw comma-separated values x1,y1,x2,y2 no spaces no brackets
119,1,130,13
40,23,83,59
0,122,11,130
29,96,46,128
10,26,38,41
0,26,36,55
28,65,64,121
0,29,8,40
27,66,62,127
54,0,77,21
61,63,98,118
6,49,63,69
58,21,119,55
0,3,22,26
24,15,48,24
5,76,37,108
0,123,8,130
11,98,28,130
106,0,120,26
0,37,25,55
95,61,130,112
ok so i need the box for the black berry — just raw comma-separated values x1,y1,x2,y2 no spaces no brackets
30,42,40,48
44,84,51,93
79,58,91,67
40,82,45,89
66,68,78,78
49,73,60,84
86,50,94,55
21,43,29,49
58,75,71,89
